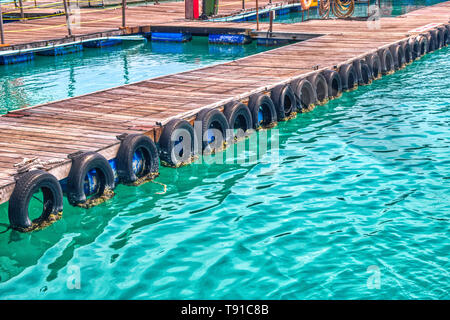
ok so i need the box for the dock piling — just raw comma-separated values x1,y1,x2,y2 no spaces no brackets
122,0,127,28
256,0,259,30
63,0,73,36
18,0,24,20
0,4,4,45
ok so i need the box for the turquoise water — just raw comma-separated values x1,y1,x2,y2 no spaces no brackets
247,0,448,23
0,37,277,113
0,46,448,299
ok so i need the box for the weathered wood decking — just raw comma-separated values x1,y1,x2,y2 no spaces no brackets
0,2,449,204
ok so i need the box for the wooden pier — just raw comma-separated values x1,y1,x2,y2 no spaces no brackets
0,1,449,228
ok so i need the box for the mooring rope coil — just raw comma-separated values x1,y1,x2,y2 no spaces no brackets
332,0,355,18
319,0,331,19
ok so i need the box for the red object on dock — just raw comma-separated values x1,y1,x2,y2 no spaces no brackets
186,0,200,19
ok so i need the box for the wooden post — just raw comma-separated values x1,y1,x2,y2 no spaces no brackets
269,10,273,33
18,0,25,20
256,0,259,31
0,4,5,45
62,0,72,36
122,0,126,28
242,0,244,10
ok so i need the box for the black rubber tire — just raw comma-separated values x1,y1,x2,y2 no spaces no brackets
417,35,428,56
8,170,63,231
352,59,363,85
436,27,444,48
445,25,450,45
431,28,441,49
389,44,405,70
409,37,420,60
248,93,277,129
307,72,328,103
322,69,342,98
339,64,357,91
365,53,381,79
196,108,229,152
401,40,412,64
360,62,372,85
223,101,253,140
270,84,296,121
159,118,195,167
426,31,436,52
291,78,316,111
116,134,159,184
67,151,115,206
378,48,394,75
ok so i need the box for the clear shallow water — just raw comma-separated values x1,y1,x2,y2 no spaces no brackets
0,45,448,299
250,0,448,23
0,37,277,113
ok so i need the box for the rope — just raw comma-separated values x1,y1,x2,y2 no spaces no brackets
332,0,354,18
3,5,122,24
151,180,167,195
5,15,121,32
14,157,66,174
319,0,330,18
3,12,65,20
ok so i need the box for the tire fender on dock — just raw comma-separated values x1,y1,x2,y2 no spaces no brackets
432,28,443,49
307,72,329,104
322,70,342,99
352,59,363,85
67,152,115,206
116,134,159,184
270,85,297,121
248,94,277,129
159,119,195,167
223,101,253,141
196,108,229,153
426,31,436,52
445,25,450,45
417,35,428,56
338,64,357,91
8,170,63,232
291,78,316,112
365,53,381,79
401,40,413,64
359,62,373,85
389,44,405,70
408,37,420,61
377,48,394,75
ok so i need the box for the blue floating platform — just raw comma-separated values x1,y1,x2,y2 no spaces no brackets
208,34,252,45
0,52,34,65
83,39,123,48
150,32,192,43
37,44,83,56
